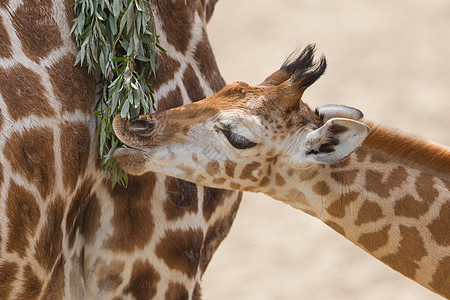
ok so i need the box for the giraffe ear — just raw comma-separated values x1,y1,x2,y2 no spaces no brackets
299,118,370,164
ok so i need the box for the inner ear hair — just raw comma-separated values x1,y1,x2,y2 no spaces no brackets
307,123,348,155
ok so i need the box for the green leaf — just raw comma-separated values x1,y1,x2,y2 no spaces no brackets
120,100,130,118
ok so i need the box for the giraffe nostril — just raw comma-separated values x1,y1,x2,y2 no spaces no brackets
127,118,156,132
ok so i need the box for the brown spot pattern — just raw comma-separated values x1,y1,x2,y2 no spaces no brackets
96,260,125,292
239,162,261,182
330,169,358,185
415,172,439,203
151,52,181,92
213,177,226,184
155,228,203,278
157,86,184,111
224,160,237,178
192,282,201,300
355,148,368,162
365,166,408,198
312,181,330,196
394,194,429,218
183,64,206,102
203,187,236,221
326,191,359,218
381,225,427,279
355,201,384,225
430,256,450,298
0,65,54,121
6,183,41,257
105,173,156,252
275,173,286,186
16,264,42,299
123,260,160,300
12,0,63,61
428,201,450,246
194,30,226,92
0,16,12,58
259,176,270,187
35,197,64,271
47,54,95,113
206,160,220,176
165,282,189,300
60,123,91,191
358,225,391,252
40,256,65,300
0,262,19,299
164,177,198,220
4,128,55,198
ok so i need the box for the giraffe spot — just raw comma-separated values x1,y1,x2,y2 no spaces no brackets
96,260,125,292
206,160,220,176
325,221,346,236
164,177,198,221
428,200,450,246
197,174,206,182
415,172,439,203
299,169,318,182
312,181,330,196
203,187,235,221
6,183,41,257
0,65,54,121
183,64,206,102
165,282,189,300
200,197,241,273
80,193,101,244
365,166,408,198
212,177,226,185
65,180,94,249
151,52,181,92
381,225,427,279
4,128,55,199
355,148,368,162
259,176,270,187
230,182,241,190
330,169,359,185
275,173,286,186
47,54,95,113
358,225,391,252
16,264,42,299
0,163,3,192
155,0,194,53
430,256,450,299
326,191,360,218
192,154,199,163
60,123,91,191
240,162,261,182
370,153,388,163
123,260,160,300
0,262,19,299
0,16,12,58
394,194,430,218
157,86,183,111
40,255,65,300
12,0,63,61
35,197,64,271
105,173,156,252
355,201,384,225
287,169,294,177
155,228,203,278
194,30,226,92
224,160,237,178
192,282,201,300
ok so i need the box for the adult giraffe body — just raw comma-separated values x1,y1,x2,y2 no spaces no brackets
0,0,241,299
114,46,450,299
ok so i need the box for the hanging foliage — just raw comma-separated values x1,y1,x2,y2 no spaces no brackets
71,0,163,187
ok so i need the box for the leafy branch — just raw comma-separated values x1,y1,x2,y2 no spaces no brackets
71,0,163,187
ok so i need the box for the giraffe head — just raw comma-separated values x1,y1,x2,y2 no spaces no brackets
113,45,370,198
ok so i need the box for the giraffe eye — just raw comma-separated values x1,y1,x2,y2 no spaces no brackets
219,128,257,149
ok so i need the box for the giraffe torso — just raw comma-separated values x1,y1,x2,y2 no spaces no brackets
0,0,241,299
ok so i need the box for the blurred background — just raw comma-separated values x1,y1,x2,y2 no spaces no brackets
202,0,450,299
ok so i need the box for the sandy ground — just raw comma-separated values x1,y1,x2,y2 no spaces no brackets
201,0,450,299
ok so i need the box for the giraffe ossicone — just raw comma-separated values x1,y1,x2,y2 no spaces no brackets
113,45,450,299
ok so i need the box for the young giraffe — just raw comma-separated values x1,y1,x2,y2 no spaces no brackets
114,45,450,299
0,0,241,299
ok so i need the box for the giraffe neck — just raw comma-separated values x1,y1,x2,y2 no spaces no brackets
278,125,450,298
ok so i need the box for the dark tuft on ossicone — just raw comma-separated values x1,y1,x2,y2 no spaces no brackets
281,44,327,89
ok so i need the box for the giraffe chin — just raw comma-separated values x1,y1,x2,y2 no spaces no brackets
113,147,152,176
